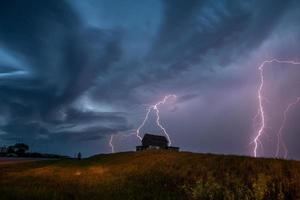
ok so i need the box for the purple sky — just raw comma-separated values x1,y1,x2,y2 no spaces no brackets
0,0,300,159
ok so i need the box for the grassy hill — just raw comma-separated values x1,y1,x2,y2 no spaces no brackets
0,150,300,200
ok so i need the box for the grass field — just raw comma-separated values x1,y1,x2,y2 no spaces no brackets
0,150,300,200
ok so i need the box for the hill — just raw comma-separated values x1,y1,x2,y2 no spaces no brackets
0,150,300,200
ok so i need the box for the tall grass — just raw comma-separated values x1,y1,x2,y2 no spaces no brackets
0,151,300,200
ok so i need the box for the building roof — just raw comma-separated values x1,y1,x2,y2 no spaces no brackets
142,133,169,146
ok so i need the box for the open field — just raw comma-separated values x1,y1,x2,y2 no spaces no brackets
0,150,300,200
0,157,52,165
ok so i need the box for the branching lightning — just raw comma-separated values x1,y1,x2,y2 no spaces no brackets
276,97,300,158
109,94,175,153
253,59,300,157
136,95,176,145
136,108,151,141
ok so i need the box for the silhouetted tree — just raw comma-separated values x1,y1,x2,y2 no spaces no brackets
7,143,29,155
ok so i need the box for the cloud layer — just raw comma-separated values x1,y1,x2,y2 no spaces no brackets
0,0,300,158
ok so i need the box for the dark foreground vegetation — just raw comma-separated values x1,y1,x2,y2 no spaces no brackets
0,150,299,200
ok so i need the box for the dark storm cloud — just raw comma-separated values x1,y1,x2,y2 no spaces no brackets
62,109,127,124
0,109,131,144
1,120,50,142
0,0,299,156
176,94,199,104
56,124,131,142
0,0,128,147
89,0,294,105
149,0,293,73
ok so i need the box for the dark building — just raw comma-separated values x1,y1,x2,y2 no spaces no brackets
136,133,179,151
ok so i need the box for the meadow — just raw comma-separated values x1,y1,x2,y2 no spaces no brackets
0,150,300,200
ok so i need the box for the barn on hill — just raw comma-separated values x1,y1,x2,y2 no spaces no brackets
136,133,179,151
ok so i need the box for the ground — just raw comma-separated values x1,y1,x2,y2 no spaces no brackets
0,150,300,200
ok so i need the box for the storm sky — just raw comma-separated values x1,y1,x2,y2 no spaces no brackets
1,0,300,158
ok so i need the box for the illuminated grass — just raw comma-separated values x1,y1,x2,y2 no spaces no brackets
0,151,300,199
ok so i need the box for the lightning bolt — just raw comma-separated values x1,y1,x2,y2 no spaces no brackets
108,131,137,153
136,95,176,145
253,59,300,157
136,108,151,141
109,134,114,153
275,97,300,158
